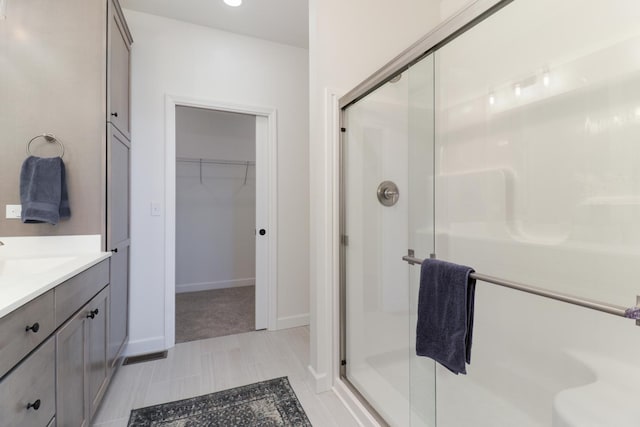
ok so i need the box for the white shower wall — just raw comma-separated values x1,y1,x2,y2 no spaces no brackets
175,107,256,293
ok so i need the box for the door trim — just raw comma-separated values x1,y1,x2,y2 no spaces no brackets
164,94,278,348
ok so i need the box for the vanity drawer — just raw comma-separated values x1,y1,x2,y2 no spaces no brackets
0,290,55,379
55,259,109,327
0,337,55,427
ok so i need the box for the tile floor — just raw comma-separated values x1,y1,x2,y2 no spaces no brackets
92,326,358,426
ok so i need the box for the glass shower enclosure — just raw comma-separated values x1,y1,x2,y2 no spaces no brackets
340,0,640,426
341,56,435,426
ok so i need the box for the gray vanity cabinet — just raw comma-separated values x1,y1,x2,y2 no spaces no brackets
56,285,109,427
55,306,89,427
0,337,56,427
87,287,109,418
0,289,54,379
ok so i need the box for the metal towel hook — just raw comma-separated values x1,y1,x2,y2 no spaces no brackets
26,133,65,158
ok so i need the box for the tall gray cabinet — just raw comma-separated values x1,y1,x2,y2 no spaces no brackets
106,0,132,373
56,0,132,425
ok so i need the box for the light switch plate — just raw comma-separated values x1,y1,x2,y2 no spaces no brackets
6,204,21,219
151,201,161,216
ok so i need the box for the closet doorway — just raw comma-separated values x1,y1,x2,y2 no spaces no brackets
165,97,277,347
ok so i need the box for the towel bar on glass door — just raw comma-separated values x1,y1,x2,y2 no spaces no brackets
402,250,640,324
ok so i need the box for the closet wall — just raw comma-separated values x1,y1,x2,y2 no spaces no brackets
175,106,256,293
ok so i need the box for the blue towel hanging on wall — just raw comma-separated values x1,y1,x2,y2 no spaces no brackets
20,156,71,225
416,258,476,375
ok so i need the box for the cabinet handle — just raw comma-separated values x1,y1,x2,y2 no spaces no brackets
25,322,40,333
86,309,99,319
111,112,119,117
111,248,118,253
26,399,41,411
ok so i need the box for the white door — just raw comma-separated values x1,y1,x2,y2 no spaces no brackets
254,115,269,330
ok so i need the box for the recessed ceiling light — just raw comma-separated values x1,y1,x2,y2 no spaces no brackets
224,0,242,7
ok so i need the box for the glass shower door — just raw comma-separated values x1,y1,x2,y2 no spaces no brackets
343,69,411,426
407,55,436,427
342,52,436,427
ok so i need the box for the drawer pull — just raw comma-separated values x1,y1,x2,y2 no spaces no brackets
86,309,99,319
26,399,41,411
25,322,40,333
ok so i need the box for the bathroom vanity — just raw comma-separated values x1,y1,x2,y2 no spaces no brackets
0,236,113,426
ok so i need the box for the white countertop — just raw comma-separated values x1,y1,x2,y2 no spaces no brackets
0,235,111,318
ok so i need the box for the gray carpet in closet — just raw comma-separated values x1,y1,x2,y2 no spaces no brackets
175,286,255,343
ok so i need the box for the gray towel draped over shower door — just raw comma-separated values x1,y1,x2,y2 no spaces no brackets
416,258,476,375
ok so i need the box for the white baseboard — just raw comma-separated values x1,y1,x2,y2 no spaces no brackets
308,365,331,393
175,278,255,294
276,313,310,330
333,379,382,427
123,336,167,357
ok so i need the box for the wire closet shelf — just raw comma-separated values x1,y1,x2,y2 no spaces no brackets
177,156,255,185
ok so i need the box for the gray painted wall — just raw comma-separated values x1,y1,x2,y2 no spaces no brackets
0,0,106,237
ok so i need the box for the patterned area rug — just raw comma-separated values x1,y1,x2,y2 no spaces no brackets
127,377,312,426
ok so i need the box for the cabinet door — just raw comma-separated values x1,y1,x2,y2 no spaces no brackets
87,287,109,419
56,310,89,427
57,286,110,427
108,245,129,370
107,123,131,370
0,338,55,427
107,0,132,138
107,124,130,247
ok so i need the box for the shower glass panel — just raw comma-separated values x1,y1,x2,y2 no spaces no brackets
433,0,640,425
407,55,436,427
343,70,411,426
342,54,436,426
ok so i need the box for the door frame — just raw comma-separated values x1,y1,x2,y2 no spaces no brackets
164,94,278,348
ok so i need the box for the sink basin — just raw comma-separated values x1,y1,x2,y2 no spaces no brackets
0,256,76,276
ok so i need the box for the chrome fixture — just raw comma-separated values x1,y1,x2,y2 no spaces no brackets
27,133,65,158
377,181,399,206
403,250,640,323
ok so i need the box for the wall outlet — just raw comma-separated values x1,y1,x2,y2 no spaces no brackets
6,204,22,219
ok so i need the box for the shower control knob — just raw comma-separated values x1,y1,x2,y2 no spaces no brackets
259,229,266,236
377,181,400,207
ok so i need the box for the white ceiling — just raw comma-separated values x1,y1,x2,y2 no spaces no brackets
120,0,309,48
